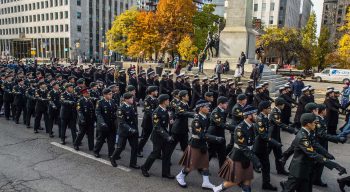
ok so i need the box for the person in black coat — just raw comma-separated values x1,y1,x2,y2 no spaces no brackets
12,78,27,124
25,80,36,128
138,72,147,101
110,92,139,169
170,90,195,152
209,79,219,107
146,71,155,86
167,74,174,98
128,72,138,99
294,87,312,129
60,83,78,144
74,88,96,151
201,78,209,98
324,90,343,135
138,86,159,157
118,70,127,96
253,86,265,108
93,88,118,158
245,80,255,105
174,75,184,90
183,77,192,102
190,78,201,109
159,74,170,95
278,86,297,125
47,82,61,138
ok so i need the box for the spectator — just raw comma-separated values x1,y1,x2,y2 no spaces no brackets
238,52,246,76
214,60,223,82
258,62,264,79
198,51,206,73
250,64,260,89
223,60,230,74
234,64,242,84
291,77,305,101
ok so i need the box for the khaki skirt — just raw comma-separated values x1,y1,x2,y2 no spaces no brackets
218,158,253,183
179,146,209,170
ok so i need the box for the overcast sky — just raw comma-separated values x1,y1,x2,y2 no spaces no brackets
312,0,324,36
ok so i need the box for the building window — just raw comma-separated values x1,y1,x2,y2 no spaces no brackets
77,0,81,6
77,12,81,19
60,25,63,32
270,2,275,11
254,4,258,12
77,25,81,32
65,24,69,32
269,16,274,24
262,3,266,11
65,11,68,18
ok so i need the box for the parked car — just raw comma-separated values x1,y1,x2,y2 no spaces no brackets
269,64,313,78
313,68,350,83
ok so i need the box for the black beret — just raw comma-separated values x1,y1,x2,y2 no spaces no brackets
275,98,286,106
217,96,228,104
158,94,170,103
65,83,74,88
90,82,97,87
77,78,85,84
318,104,327,111
147,86,158,94
237,94,247,101
123,92,133,99
305,102,319,113
52,81,60,86
258,101,271,111
126,85,136,92
243,105,258,116
300,113,316,126
102,88,112,95
195,99,210,109
68,76,76,80
179,90,188,98
172,89,180,96
38,82,46,86
205,92,214,97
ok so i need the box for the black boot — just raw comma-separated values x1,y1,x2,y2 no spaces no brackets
262,183,278,191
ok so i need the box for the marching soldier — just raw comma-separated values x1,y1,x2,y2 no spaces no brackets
253,86,264,108
176,100,224,189
138,86,159,157
60,83,78,145
138,71,147,102
278,86,297,125
12,78,27,124
3,75,14,120
94,88,118,158
34,82,49,134
25,80,36,128
280,113,347,192
171,90,195,152
204,92,214,112
141,94,175,179
110,92,139,169
325,89,342,135
213,106,262,192
47,82,61,138
190,78,201,109
293,87,311,129
226,94,247,154
245,80,254,105
201,78,209,98
269,98,296,176
255,101,281,191
74,88,96,151
207,96,235,167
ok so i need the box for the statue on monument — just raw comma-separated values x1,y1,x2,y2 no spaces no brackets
203,18,224,59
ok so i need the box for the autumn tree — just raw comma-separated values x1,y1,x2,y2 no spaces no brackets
193,4,222,50
178,35,198,62
258,27,303,65
315,26,332,71
127,11,161,59
106,8,139,55
300,12,317,68
156,0,196,56
337,7,350,66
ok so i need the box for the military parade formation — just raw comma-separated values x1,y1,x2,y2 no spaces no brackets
0,60,350,192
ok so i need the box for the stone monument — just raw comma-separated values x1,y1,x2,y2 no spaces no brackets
219,0,257,64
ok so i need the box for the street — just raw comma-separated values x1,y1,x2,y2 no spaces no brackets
0,101,349,192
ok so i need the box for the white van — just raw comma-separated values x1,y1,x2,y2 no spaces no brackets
313,68,350,83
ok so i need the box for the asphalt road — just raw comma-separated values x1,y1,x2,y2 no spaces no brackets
0,96,349,192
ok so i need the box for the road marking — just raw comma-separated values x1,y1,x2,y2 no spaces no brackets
50,142,131,172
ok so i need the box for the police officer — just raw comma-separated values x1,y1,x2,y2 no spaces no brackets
25,80,36,128
226,94,247,154
253,86,264,108
74,88,96,151
207,96,235,167
34,82,49,134
141,94,175,179
190,78,201,109
294,87,311,129
245,80,254,105
12,78,27,124
255,101,281,191
138,86,159,157
47,81,61,138
94,88,118,158
269,98,296,175
204,92,214,112
110,92,139,169
278,86,297,125
60,83,78,145
171,90,195,152
325,89,342,135
3,75,14,120
280,113,347,192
